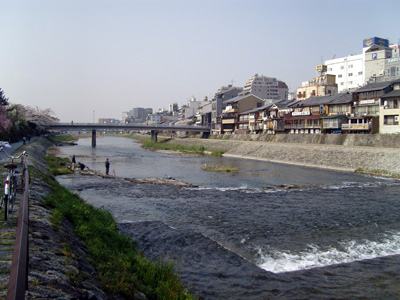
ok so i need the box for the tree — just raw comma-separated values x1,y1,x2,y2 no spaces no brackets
0,88,9,106
0,105,11,133
24,106,59,128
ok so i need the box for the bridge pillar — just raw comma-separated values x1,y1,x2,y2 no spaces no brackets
92,129,96,147
201,132,210,139
151,130,158,142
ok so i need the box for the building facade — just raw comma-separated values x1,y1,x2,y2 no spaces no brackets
296,65,338,100
211,85,243,133
325,54,364,92
220,94,264,134
243,74,288,101
325,37,400,92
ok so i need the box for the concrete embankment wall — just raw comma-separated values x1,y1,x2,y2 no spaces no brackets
212,133,400,148
7,138,113,299
169,134,400,174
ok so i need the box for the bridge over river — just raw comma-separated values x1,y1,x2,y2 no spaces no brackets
47,122,211,146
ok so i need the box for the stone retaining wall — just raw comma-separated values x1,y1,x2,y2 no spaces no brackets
211,133,400,148
168,136,400,175
1,139,114,299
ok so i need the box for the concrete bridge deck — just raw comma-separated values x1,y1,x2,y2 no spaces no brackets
47,122,211,146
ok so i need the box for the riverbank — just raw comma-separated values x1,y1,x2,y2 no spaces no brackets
5,137,197,299
160,135,400,176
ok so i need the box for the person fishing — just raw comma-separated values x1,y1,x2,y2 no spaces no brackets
105,158,110,175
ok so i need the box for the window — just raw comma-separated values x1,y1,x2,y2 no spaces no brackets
358,71,363,75
341,66,344,70
349,73,353,77
384,115,399,125
338,74,342,78
349,64,353,68
383,99,398,109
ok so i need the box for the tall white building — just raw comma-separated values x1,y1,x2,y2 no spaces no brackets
325,37,400,92
325,53,364,92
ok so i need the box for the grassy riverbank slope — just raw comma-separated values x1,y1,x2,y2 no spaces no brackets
22,137,197,299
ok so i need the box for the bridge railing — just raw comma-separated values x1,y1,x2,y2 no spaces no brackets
47,122,211,131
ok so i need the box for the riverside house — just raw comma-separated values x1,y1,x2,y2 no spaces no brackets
343,81,393,134
264,100,296,134
207,79,400,135
379,79,400,133
284,96,334,134
220,94,264,134
321,93,353,133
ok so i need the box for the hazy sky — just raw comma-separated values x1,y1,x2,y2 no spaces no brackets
1,0,399,122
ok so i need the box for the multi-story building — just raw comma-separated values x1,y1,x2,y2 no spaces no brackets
325,37,400,92
325,54,364,92
195,102,212,127
179,97,210,120
131,107,153,122
242,74,288,101
220,94,264,134
296,65,338,100
364,38,394,82
211,85,243,133
379,79,400,134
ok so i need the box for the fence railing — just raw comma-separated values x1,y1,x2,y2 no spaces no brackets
7,156,29,300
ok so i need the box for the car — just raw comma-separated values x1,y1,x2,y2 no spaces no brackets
0,141,11,148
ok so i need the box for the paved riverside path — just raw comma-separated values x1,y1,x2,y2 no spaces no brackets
0,138,116,299
0,140,24,298
0,200,19,298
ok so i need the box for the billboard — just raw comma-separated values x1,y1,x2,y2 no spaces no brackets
363,37,389,48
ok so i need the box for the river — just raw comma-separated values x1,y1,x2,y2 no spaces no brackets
56,136,400,299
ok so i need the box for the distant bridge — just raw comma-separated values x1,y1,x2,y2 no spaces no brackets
47,122,211,146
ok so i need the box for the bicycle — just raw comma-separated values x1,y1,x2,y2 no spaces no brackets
0,147,27,221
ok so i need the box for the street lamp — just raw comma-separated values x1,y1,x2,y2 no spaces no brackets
93,110,95,124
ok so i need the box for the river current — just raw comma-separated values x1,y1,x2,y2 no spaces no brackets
56,136,400,299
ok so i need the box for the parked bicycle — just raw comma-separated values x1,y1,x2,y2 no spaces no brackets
0,147,27,220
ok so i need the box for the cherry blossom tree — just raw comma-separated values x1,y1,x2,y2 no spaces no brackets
23,106,59,128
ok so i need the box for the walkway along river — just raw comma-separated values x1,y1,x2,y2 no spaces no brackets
56,136,400,299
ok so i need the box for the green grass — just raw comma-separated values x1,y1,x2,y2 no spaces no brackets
44,156,74,176
142,140,205,156
43,155,197,299
47,134,78,144
355,168,400,178
201,166,237,172
210,150,225,157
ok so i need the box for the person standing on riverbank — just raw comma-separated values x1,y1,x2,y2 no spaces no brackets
72,155,76,170
105,158,110,175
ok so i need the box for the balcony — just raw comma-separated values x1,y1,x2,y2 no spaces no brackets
285,124,321,129
222,108,237,114
222,119,235,124
341,124,370,130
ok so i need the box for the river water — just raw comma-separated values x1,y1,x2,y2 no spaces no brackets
56,136,400,299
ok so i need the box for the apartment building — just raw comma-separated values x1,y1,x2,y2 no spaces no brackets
325,54,364,92
211,85,242,133
325,37,400,92
242,74,288,101
296,65,338,100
